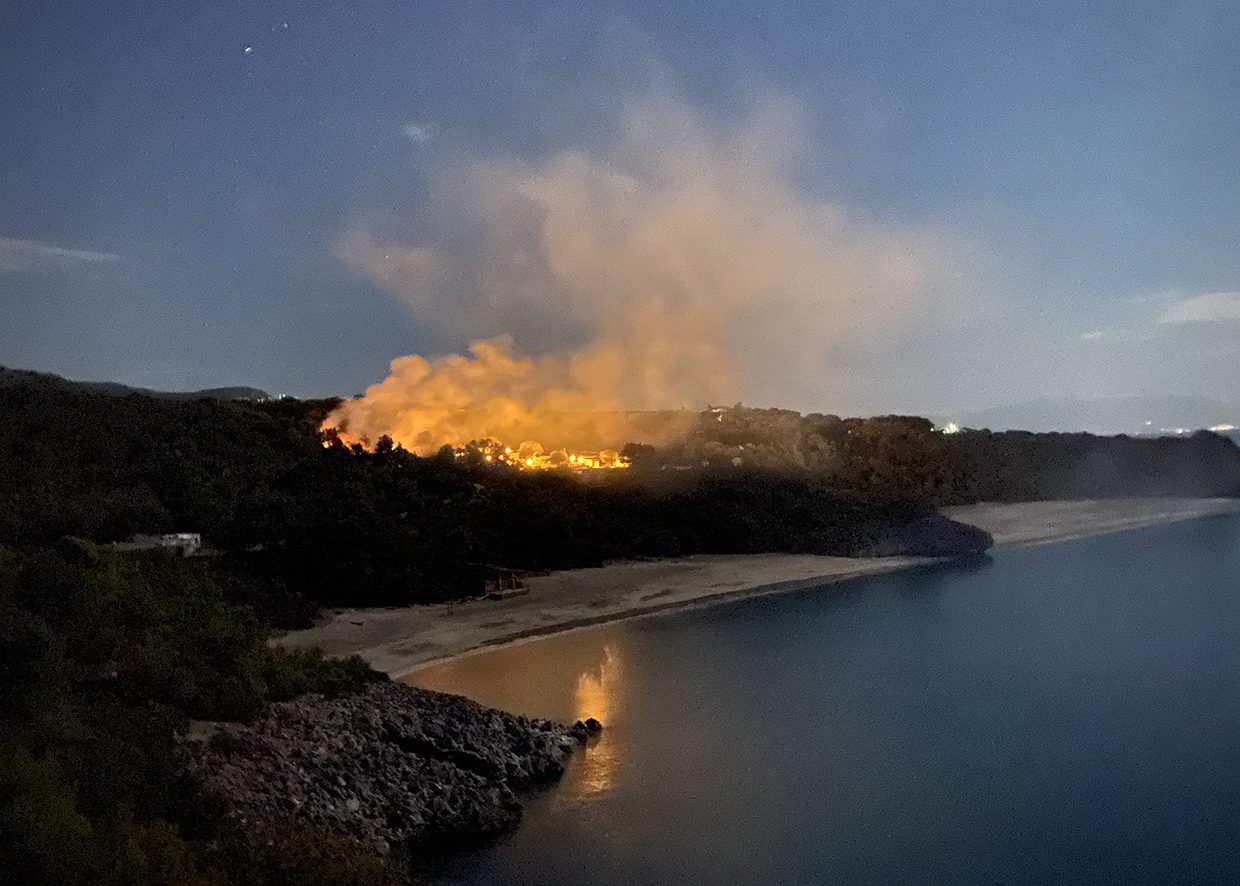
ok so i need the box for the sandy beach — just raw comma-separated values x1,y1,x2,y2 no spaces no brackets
278,498,1240,676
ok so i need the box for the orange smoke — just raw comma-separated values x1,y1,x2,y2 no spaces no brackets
323,335,697,454
325,98,959,454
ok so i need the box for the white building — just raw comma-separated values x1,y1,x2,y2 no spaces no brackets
113,532,203,557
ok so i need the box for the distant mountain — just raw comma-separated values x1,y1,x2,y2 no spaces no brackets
949,395,1238,436
0,366,270,401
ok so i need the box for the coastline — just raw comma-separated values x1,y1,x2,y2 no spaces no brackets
278,498,1240,677
940,498,1240,548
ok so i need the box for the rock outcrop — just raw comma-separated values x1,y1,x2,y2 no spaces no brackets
862,512,994,558
188,680,583,854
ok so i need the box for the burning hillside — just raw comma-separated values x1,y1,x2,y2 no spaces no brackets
321,337,697,460
451,439,630,471
323,99,959,464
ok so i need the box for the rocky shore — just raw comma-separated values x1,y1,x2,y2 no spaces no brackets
188,680,590,857
861,512,994,557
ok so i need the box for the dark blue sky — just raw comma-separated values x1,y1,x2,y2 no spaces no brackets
2,0,1237,414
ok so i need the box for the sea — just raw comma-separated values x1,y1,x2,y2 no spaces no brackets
412,513,1240,885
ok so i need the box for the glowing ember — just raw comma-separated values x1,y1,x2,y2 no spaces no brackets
453,438,630,471
322,427,630,471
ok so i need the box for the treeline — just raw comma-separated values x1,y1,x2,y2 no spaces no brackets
0,540,380,885
0,380,954,613
2,380,1238,613
637,407,1240,503
942,428,1240,501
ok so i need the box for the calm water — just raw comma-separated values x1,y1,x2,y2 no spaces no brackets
412,515,1240,885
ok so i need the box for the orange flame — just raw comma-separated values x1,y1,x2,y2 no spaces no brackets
324,100,957,462
321,336,696,458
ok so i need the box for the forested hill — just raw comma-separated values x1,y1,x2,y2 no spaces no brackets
637,406,1240,502
0,366,269,401
1,376,1238,612
0,377,956,612
943,428,1240,501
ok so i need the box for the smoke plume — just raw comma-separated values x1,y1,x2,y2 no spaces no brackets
326,98,957,453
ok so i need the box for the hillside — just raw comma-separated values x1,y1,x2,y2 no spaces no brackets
0,366,270,401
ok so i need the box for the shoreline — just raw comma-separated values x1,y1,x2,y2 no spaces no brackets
940,498,1240,549
392,556,942,678
278,498,1240,678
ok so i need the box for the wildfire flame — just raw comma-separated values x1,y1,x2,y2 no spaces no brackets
457,439,631,471
322,100,956,466
320,336,695,464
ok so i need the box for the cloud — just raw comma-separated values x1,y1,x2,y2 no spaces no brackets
1079,328,1154,344
328,96,970,451
402,122,434,144
0,236,120,273
1078,289,1240,347
1159,291,1240,325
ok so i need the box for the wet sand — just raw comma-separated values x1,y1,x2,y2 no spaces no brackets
277,498,1240,676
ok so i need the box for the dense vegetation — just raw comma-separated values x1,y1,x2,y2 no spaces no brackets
1,374,1237,883
0,379,948,612
2,378,1237,611
0,540,379,885
654,405,1240,503
941,428,1240,501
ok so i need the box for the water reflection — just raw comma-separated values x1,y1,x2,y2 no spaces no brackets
575,644,621,723
410,626,633,723
410,636,630,803
571,645,623,799
423,517,1240,884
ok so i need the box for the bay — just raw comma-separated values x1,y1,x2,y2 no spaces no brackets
413,514,1240,884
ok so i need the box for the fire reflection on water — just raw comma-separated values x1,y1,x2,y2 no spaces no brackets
408,633,630,802
571,645,623,799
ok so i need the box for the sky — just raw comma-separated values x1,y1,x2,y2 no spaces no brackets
2,0,1238,423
